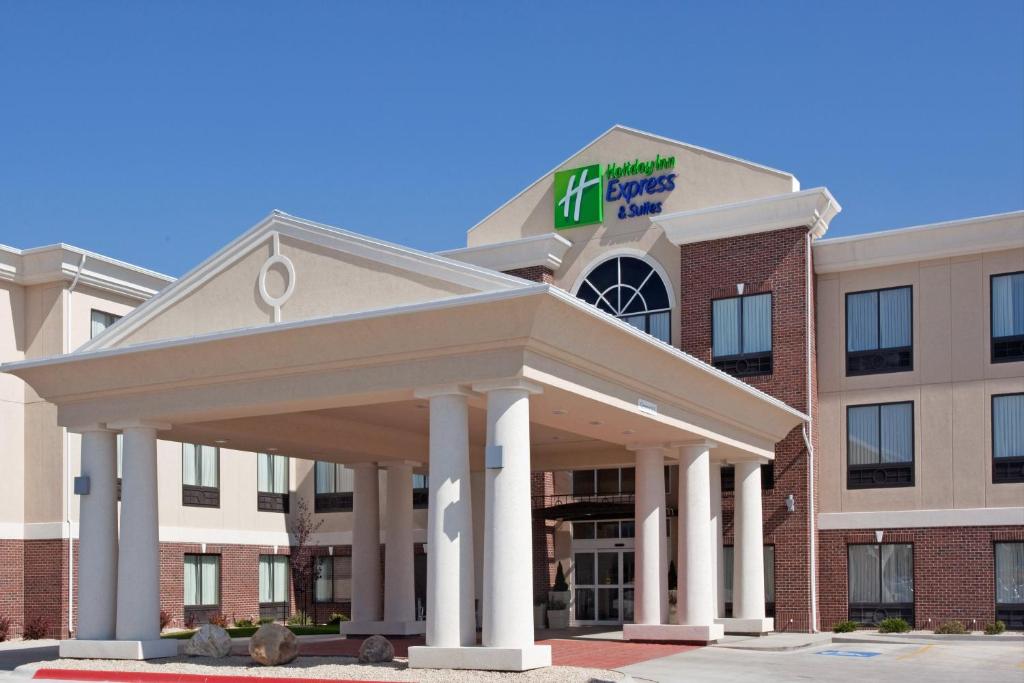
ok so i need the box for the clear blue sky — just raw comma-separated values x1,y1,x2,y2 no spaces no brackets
1,1,1022,277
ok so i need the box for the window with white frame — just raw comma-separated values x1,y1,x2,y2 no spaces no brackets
992,271,1024,363
995,542,1024,630
712,292,772,377
314,555,352,603
90,309,121,339
183,554,220,607
314,461,354,512
845,286,913,375
847,543,914,625
993,393,1024,484
847,402,914,489
722,545,775,617
575,256,671,344
182,444,220,507
258,555,289,604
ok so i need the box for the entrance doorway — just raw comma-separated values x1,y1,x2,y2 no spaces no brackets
571,519,635,625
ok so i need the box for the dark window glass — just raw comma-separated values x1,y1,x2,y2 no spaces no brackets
848,544,914,625
993,393,1024,484
847,402,914,489
992,272,1024,363
576,256,672,343
711,293,772,377
846,287,913,375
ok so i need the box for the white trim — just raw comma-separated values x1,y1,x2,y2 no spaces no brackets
654,187,842,245
813,210,1024,274
817,507,1024,530
569,248,677,311
466,124,798,239
440,233,572,273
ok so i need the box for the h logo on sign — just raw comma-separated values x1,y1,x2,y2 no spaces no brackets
554,164,603,229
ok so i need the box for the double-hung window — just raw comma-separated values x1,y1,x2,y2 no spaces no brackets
992,272,1024,363
258,555,290,620
314,462,354,512
90,309,121,339
257,453,290,512
846,286,912,376
314,555,352,603
182,444,220,507
995,542,1024,630
183,554,220,620
847,402,914,489
993,393,1024,484
848,543,914,625
722,545,775,617
712,292,772,377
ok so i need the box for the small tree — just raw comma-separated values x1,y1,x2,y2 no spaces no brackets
552,561,569,592
288,497,324,620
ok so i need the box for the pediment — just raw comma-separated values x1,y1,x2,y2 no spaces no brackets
83,212,527,351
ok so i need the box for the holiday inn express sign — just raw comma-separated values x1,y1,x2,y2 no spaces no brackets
554,154,677,229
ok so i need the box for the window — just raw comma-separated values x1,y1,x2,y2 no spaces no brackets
412,473,429,509
258,555,290,620
572,468,635,497
995,542,1024,630
182,444,219,507
314,555,352,603
314,461,354,512
845,286,913,375
184,554,220,607
720,463,775,493
847,402,914,489
257,453,289,512
712,292,772,377
115,433,123,500
572,519,635,540
89,309,121,339
576,256,672,344
992,272,1024,363
848,543,914,625
722,545,775,617
993,393,1024,484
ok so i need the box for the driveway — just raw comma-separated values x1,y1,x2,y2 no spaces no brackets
0,641,59,672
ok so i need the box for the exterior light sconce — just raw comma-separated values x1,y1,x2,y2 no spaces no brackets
875,530,884,543
785,494,796,512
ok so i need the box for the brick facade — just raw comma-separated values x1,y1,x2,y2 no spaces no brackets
504,266,554,284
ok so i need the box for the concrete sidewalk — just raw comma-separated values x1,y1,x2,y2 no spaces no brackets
711,632,833,651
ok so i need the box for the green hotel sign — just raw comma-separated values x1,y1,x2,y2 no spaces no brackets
554,155,677,230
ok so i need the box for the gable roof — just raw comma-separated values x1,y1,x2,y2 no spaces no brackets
465,124,799,239
80,210,528,352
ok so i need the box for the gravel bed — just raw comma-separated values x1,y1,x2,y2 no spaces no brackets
32,656,625,682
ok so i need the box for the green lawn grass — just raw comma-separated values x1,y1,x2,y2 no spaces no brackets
161,624,339,639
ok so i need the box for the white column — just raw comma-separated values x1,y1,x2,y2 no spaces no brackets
351,463,382,623
632,446,666,625
677,442,715,627
384,462,415,623
419,386,475,647
76,427,119,641
114,423,164,641
709,462,725,619
733,461,766,620
475,379,541,650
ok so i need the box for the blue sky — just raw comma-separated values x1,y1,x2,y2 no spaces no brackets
1,1,1022,277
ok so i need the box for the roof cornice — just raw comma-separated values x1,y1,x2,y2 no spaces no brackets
440,232,572,272
653,187,842,245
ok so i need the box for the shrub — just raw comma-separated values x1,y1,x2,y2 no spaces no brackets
877,617,911,633
548,600,567,611
23,616,50,640
159,611,172,631
287,611,312,626
207,613,229,628
984,620,1006,635
327,612,349,624
257,616,275,625
934,620,967,635
552,562,569,592
0,615,11,642
184,613,198,629
668,560,677,591
234,618,255,628
832,620,858,633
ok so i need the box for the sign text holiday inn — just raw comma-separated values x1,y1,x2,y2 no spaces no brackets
554,154,677,230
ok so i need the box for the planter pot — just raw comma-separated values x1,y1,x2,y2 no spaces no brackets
668,589,677,622
547,609,570,629
533,604,547,629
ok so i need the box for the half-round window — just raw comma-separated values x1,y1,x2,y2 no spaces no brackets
576,256,672,343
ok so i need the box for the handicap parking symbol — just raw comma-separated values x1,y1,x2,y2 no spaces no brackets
816,649,881,658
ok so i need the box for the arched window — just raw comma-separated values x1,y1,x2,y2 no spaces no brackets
576,256,672,343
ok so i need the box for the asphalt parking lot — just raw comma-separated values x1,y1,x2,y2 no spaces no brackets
619,639,1024,682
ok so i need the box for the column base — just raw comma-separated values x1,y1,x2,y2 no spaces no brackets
622,623,724,644
59,639,179,660
715,617,774,634
407,644,552,671
340,620,426,637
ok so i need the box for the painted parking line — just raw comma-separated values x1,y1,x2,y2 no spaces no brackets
816,649,882,658
896,644,933,661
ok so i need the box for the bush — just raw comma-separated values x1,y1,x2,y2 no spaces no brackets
832,620,858,633
287,611,312,626
668,560,677,591
548,600,567,611
327,612,349,625
0,615,10,642
184,613,198,630
934,620,967,634
23,616,50,640
207,613,229,628
552,562,569,592
985,620,1006,635
877,617,911,633
234,618,255,628
257,616,275,625
159,611,172,631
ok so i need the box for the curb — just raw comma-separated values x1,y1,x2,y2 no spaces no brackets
833,633,1024,645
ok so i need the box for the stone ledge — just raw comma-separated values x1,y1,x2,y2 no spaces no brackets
340,620,426,636
58,639,180,660
407,644,552,671
623,623,724,643
715,617,774,634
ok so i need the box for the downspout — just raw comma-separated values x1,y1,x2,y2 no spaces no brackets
803,232,818,633
65,252,87,636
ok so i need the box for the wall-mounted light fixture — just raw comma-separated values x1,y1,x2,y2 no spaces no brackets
875,530,884,543
785,494,796,513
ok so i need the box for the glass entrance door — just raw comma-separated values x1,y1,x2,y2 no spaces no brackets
573,550,635,625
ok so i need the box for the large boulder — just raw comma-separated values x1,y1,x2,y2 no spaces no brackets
184,624,232,658
358,635,394,663
248,623,299,666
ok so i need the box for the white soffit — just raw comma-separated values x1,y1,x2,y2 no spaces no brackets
440,232,572,272
654,187,842,246
813,210,1024,274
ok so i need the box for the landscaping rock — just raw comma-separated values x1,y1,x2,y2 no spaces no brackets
184,624,232,658
357,635,394,663
248,623,299,665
